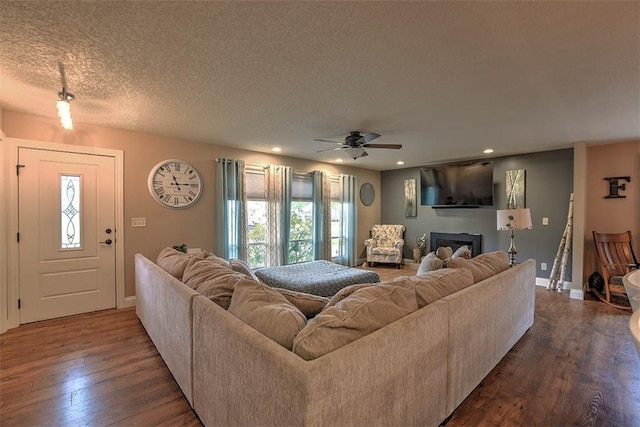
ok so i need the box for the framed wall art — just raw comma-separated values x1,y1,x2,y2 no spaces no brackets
506,169,526,209
404,178,417,217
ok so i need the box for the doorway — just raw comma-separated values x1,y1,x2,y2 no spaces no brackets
4,139,125,329
18,147,118,323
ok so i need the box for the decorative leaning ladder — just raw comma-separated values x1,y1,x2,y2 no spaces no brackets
548,193,574,291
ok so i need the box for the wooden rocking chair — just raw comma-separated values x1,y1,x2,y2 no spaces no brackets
592,231,639,310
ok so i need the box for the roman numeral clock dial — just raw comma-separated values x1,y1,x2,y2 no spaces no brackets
147,159,202,209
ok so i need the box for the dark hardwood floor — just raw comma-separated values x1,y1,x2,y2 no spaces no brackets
1,269,638,426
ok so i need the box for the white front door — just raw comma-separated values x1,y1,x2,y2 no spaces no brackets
18,148,117,323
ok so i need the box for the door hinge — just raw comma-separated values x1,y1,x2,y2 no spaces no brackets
18,299,21,310
16,232,20,243
16,164,25,175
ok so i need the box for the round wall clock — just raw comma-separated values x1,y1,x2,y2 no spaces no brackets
148,159,202,209
360,183,375,206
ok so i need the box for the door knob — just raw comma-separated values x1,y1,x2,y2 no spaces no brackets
99,239,113,245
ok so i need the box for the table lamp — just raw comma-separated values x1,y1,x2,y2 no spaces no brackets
496,208,532,266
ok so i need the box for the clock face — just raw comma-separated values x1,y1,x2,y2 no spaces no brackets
148,159,202,209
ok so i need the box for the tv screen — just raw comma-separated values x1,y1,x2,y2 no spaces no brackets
420,161,494,207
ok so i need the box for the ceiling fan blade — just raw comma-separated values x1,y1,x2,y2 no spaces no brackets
362,133,381,143
314,138,343,144
317,146,347,153
363,143,403,149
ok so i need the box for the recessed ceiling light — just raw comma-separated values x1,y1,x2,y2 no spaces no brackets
396,161,405,165
272,147,282,152
483,148,494,154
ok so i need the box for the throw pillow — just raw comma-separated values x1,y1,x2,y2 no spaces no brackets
274,288,329,319
157,247,205,280
292,284,418,360
445,250,510,283
401,268,474,307
417,252,444,275
183,258,248,309
452,245,472,259
435,246,453,261
229,259,260,282
229,279,307,350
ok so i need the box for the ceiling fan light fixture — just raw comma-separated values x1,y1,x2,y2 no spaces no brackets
56,88,74,130
344,147,368,159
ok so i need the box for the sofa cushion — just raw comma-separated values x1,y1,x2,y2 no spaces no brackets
156,247,206,280
445,250,510,283
205,251,230,267
397,268,474,307
274,288,329,319
292,284,418,360
230,259,260,282
417,252,444,275
229,279,307,350
325,283,376,307
183,258,250,309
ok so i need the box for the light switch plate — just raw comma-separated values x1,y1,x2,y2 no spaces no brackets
542,217,549,226
131,217,146,227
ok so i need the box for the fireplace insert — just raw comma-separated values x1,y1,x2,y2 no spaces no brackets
430,232,482,257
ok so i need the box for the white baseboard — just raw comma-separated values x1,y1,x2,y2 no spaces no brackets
120,295,137,308
570,289,584,300
535,277,549,288
536,277,583,299
536,277,573,291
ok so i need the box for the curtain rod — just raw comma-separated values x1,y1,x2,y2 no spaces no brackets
215,158,346,178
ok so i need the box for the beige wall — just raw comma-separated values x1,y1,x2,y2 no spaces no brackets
583,140,640,286
4,111,381,297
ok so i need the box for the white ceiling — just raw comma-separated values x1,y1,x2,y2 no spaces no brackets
1,1,638,171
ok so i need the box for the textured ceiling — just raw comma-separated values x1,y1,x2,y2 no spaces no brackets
1,1,638,170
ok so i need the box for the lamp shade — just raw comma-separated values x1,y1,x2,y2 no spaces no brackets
497,208,532,231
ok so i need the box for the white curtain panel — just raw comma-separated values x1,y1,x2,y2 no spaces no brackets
312,170,332,260
265,165,291,267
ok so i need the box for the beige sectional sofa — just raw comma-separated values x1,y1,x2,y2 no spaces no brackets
135,249,536,426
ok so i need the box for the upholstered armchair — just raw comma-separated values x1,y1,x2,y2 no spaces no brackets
364,224,406,268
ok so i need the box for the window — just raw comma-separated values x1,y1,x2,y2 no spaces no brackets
244,170,316,266
222,163,352,268
60,174,81,249
289,173,313,264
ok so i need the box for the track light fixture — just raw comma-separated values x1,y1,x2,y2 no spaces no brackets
57,87,74,130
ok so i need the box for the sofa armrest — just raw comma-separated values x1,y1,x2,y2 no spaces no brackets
364,238,377,248
135,253,198,405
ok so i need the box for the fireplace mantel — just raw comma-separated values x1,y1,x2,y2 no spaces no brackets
430,232,482,257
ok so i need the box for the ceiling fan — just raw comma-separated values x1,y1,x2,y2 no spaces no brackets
315,131,402,159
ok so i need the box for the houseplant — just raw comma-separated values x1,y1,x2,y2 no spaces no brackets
411,234,427,263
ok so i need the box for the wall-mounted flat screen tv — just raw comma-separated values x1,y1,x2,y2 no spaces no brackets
420,161,494,207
